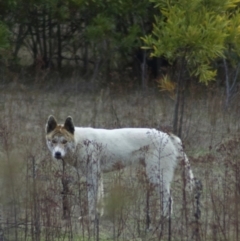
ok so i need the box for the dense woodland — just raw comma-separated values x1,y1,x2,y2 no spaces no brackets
0,0,157,76
1,0,240,134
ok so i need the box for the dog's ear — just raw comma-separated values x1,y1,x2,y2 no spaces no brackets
46,115,57,134
64,116,75,134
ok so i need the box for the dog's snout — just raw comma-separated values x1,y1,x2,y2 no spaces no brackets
55,151,62,159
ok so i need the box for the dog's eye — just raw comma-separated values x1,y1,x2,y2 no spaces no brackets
52,139,57,144
62,140,67,144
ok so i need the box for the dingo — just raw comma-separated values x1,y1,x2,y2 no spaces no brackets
45,115,194,222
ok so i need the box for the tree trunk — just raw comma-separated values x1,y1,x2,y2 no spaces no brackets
48,6,53,66
35,8,43,56
13,24,28,59
29,25,38,63
173,77,180,135
42,4,47,65
223,58,240,108
173,57,185,137
141,50,147,91
83,41,89,74
57,22,62,69
178,77,186,138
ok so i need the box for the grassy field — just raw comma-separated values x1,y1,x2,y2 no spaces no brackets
0,82,240,241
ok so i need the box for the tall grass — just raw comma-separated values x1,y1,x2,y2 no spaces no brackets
0,84,240,241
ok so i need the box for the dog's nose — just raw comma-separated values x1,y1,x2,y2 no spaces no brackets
55,152,62,159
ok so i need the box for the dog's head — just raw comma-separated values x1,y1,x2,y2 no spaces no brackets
45,116,76,160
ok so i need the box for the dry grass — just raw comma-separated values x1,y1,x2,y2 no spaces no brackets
0,83,240,241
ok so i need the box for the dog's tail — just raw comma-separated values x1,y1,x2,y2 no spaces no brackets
169,134,195,191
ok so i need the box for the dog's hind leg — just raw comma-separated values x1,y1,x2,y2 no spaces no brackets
145,162,173,231
161,183,172,217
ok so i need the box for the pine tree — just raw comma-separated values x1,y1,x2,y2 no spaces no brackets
142,0,240,136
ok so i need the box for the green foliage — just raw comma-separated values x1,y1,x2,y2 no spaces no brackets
119,24,142,50
81,0,153,70
0,22,9,49
0,21,10,61
0,0,157,77
85,14,115,42
142,0,240,84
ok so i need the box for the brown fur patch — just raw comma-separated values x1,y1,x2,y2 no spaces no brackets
46,125,74,141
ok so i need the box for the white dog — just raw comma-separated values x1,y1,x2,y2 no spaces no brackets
45,116,194,221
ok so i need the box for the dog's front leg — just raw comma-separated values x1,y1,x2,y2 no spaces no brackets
87,155,101,221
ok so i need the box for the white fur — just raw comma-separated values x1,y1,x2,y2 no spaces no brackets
46,117,194,221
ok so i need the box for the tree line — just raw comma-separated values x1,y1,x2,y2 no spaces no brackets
1,0,240,135
0,0,156,79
